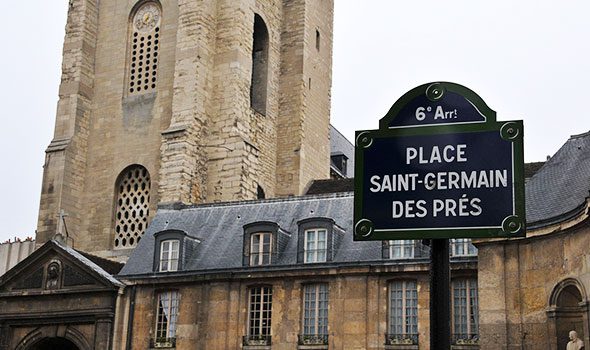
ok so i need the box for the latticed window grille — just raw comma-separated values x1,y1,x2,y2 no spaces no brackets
155,291,179,343
114,165,150,248
128,2,161,95
452,278,479,341
303,283,329,336
389,280,418,337
304,229,327,263
248,286,272,337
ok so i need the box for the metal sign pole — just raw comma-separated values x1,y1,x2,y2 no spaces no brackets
430,238,450,350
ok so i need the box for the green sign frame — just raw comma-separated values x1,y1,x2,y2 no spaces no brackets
353,82,525,240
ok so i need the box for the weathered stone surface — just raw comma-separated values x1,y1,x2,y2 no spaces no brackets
37,0,334,261
477,220,590,350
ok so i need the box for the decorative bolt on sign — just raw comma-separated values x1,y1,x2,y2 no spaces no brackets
354,82,525,240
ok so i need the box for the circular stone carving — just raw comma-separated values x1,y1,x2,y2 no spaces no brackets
133,3,161,33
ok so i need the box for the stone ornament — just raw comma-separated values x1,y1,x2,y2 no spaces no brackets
45,261,61,289
567,330,584,350
133,3,161,33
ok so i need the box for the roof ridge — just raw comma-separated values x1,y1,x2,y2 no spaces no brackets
330,123,353,145
570,130,590,139
158,191,354,211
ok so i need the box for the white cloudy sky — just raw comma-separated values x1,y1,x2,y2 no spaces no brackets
0,1,589,242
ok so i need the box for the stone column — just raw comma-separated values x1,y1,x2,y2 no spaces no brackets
36,0,98,246
159,0,218,205
95,318,113,349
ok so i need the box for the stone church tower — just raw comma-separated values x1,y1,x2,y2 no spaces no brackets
37,0,334,260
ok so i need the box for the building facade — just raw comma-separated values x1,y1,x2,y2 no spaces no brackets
7,0,590,349
37,0,334,261
477,131,590,350
0,241,124,350
116,192,479,350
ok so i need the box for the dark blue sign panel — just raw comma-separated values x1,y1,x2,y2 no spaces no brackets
388,91,486,128
361,131,513,231
354,82,525,240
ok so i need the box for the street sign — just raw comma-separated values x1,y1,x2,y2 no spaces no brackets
354,82,525,240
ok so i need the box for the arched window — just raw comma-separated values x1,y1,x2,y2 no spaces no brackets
127,2,161,95
548,279,588,350
257,185,266,199
114,165,151,248
250,14,269,115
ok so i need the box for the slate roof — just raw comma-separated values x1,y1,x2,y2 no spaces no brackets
524,162,545,179
525,131,590,226
330,125,355,178
58,241,124,287
305,178,354,195
119,192,384,276
77,250,125,275
120,131,590,276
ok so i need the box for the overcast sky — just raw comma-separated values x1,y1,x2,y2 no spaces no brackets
1,1,589,242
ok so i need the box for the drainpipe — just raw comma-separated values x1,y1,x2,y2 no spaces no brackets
126,286,137,350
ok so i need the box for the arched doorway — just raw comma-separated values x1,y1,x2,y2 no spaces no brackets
29,337,79,350
547,279,589,350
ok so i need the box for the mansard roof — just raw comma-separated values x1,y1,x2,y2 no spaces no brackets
119,192,387,276
526,130,590,228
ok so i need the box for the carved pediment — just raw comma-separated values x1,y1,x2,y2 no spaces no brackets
0,241,122,294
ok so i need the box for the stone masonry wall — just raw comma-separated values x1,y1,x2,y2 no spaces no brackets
38,0,334,259
76,0,179,259
298,0,332,194
36,0,97,249
276,0,332,196
159,0,217,205
127,271,433,350
478,223,590,350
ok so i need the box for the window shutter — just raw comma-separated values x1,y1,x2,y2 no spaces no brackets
382,241,389,259
297,229,305,263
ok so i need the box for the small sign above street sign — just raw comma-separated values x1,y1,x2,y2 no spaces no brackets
354,82,525,240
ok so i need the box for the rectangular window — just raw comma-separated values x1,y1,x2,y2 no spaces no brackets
387,280,418,345
303,284,329,337
389,240,415,259
304,229,327,263
155,291,180,345
452,279,479,343
250,233,272,266
248,286,273,339
451,239,478,257
159,240,180,272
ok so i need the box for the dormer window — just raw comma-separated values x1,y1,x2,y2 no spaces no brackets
243,222,290,267
154,229,199,272
250,232,272,266
451,239,478,257
159,239,179,272
297,218,343,264
330,153,349,179
304,228,327,263
382,240,429,260
389,240,415,259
